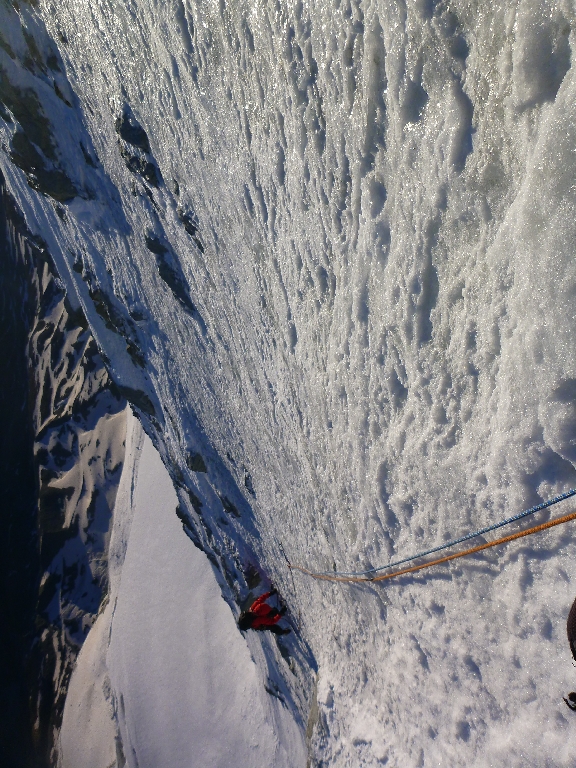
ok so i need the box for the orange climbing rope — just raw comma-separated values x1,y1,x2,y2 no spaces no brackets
289,510,576,584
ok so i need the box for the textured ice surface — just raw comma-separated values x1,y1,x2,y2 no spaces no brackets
4,0,576,765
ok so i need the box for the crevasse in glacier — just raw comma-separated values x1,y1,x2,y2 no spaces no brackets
3,0,576,765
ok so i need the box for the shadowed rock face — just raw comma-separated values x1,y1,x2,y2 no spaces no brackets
0,171,127,767
0,173,40,768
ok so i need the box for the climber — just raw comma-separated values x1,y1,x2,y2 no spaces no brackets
564,595,576,710
238,588,290,635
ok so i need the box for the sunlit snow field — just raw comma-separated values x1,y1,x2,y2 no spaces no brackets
3,0,576,765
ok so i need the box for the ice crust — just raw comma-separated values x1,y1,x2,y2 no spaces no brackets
4,0,576,765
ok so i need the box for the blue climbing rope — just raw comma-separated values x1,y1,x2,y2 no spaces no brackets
314,487,576,578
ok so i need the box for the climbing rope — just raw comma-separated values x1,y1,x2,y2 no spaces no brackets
294,487,576,579
289,509,576,583
277,538,301,629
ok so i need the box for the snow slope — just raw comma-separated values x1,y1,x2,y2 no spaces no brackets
4,0,576,765
60,409,305,768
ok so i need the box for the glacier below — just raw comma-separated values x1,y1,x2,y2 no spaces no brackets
3,0,576,765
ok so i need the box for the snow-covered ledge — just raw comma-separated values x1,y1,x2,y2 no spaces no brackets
59,409,305,768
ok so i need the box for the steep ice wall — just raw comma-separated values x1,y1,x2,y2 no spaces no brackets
3,0,576,765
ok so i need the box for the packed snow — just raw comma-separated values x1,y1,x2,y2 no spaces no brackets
4,0,576,764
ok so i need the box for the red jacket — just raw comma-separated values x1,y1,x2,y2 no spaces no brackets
248,591,281,629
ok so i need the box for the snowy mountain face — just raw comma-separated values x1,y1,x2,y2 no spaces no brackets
0,169,128,766
3,0,576,765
